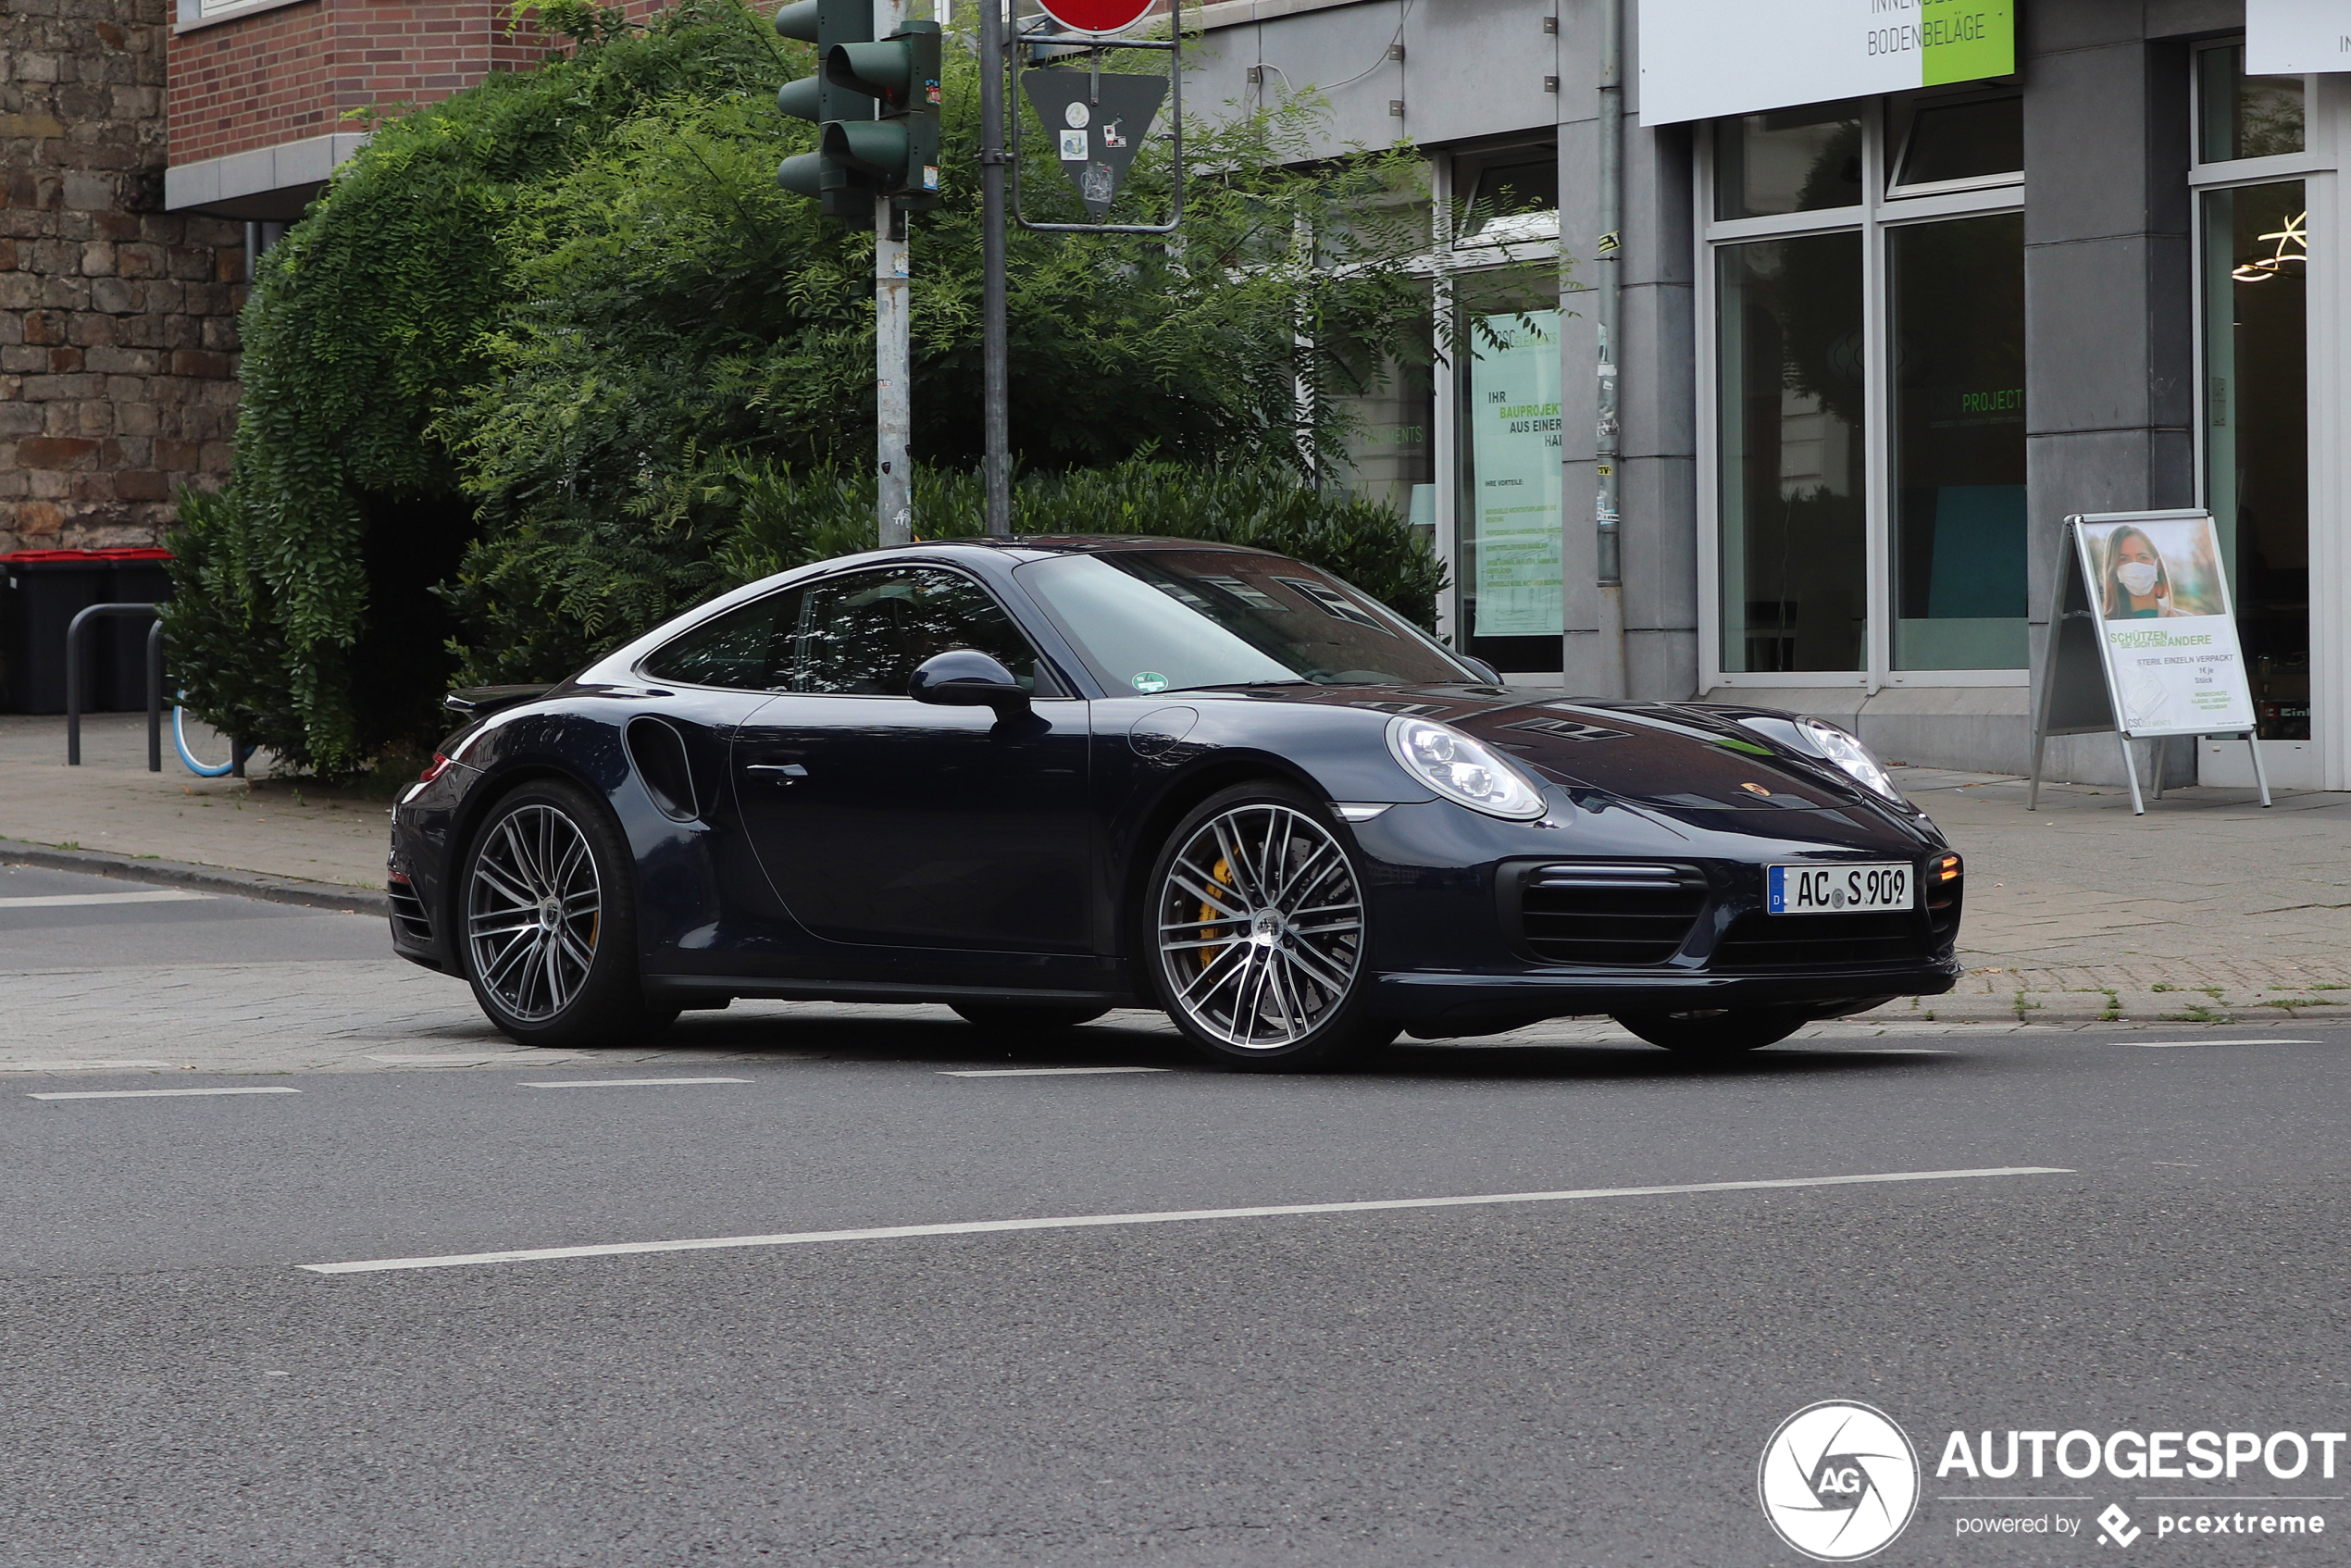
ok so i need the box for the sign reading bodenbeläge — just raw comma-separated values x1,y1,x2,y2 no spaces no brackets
2247,0,2351,74
1638,0,2016,126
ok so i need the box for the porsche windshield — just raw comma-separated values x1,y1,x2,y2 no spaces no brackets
1016,551,1478,694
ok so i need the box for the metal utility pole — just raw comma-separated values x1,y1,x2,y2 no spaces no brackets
876,0,914,545
976,0,1013,537
1591,0,1630,697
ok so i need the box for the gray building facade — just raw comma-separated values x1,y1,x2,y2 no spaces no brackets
1176,0,2345,790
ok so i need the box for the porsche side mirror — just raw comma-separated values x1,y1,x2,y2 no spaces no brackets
909,649,1030,717
1461,655,1503,685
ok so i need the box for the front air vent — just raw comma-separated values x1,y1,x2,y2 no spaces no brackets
626,716,699,822
1710,911,1931,970
388,881,433,944
1512,861,1709,965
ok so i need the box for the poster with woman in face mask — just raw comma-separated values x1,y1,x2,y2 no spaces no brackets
2073,514,2254,736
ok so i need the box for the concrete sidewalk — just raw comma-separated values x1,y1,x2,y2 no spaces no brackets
4,711,2345,1032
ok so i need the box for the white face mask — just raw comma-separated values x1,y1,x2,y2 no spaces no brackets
2117,560,2160,597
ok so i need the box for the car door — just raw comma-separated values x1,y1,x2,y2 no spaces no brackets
732,564,1094,953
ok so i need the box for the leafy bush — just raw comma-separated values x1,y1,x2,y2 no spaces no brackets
447,455,1444,686
167,0,1496,771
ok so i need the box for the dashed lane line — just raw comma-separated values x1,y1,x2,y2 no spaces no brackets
520,1077,753,1089
298,1165,2071,1276
29,1086,302,1101
941,1066,1173,1077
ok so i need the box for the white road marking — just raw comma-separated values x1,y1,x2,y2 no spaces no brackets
1798,1047,1956,1055
0,890,214,910
520,1077,752,1089
0,1060,173,1072
2127,1039,2318,1049
941,1066,1172,1077
30,1086,301,1101
298,1164,2070,1275
366,1052,584,1065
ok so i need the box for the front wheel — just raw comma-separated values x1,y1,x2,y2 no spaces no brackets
1144,783,1396,1071
458,778,676,1049
1612,1007,1806,1057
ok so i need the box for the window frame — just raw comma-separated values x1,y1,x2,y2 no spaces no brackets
780,562,1075,702
1695,94,2029,692
635,563,1076,701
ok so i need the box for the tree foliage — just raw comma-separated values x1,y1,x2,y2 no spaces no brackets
166,0,1463,772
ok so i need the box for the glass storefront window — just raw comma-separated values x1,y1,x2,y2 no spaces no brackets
2202,180,2311,739
1716,233,1867,673
1889,96,2022,193
1890,212,2027,670
1713,105,1863,220
2198,45,2304,162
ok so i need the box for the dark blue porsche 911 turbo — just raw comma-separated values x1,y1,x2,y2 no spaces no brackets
386,536,1962,1069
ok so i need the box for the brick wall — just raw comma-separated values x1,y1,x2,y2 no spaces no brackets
169,0,668,168
2,0,245,556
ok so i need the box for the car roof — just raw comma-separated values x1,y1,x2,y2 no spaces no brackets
891,535,1284,562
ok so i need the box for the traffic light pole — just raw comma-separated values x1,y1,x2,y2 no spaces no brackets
873,0,914,546
876,201,912,546
976,0,1012,538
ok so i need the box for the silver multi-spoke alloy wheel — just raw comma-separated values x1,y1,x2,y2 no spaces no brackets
466,803,603,1023
1155,803,1365,1051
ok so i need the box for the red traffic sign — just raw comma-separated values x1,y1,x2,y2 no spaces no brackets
1036,0,1154,34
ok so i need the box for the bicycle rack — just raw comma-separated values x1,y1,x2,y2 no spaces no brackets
63,604,244,777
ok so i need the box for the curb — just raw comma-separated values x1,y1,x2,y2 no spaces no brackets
0,838,387,916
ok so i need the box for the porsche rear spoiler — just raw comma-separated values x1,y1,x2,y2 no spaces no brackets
443,684,554,718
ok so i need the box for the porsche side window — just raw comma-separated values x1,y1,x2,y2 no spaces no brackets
641,587,803,691
793,567,1057,697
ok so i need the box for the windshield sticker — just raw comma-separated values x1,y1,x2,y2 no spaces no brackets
1131,671,1170,694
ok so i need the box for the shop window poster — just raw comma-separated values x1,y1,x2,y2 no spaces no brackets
1471,310,1564,639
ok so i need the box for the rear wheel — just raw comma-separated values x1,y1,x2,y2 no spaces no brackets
459,778,677,1049
1612,1007,1806,1057
951,1003,1111,1033
1145,782,1397,1071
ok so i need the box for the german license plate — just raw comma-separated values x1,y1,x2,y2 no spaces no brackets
1768,863,1912,915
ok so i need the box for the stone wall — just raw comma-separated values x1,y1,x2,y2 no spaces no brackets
2,0,245,556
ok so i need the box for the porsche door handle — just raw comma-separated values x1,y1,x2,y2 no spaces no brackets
745,763,809,780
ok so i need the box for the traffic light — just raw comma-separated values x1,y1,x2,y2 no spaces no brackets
774,1,941,216
775,0,875,219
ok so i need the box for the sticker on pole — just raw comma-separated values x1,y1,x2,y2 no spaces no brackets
1036,0,1155,34
1023,69,1168,221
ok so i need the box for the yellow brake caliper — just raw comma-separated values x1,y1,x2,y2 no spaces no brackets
1201,856,1235,972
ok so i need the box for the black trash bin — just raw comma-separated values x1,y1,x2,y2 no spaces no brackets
101,548,174,713
0,550,113,715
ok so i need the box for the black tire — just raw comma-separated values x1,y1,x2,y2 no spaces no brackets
1141,780,1398,1071
1612,1007,1806,1056
456,778,677,1049
951,1003,1112,1032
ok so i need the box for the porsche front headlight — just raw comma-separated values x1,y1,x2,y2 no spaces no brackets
1797,717,1904,803
1386,716,1549,821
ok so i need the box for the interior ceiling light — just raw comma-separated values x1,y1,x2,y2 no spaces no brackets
2233,210,2307,281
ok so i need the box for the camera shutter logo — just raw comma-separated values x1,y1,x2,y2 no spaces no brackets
1758,1400,1921,1561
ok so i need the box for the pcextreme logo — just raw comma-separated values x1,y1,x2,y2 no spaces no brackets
1759,1401,1922,1561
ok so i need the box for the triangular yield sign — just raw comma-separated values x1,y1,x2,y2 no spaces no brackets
1022,68,1167,222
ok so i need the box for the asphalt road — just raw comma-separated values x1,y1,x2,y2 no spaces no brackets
4,875,2349,1567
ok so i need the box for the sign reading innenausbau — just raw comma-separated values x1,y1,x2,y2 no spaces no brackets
1637,0,2015,127
2247,0,2351,74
